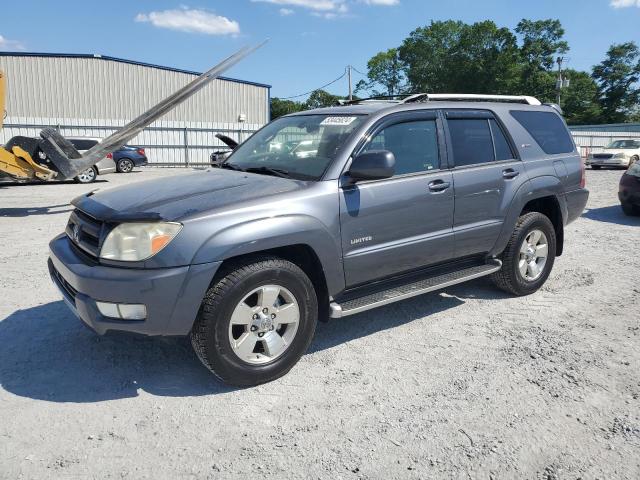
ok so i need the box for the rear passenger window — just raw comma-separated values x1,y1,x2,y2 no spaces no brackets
362,120,439,175
70,139,98,150
447,119,494,166
490,119,515,161
510,110,574,155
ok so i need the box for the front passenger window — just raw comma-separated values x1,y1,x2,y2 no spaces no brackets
362,120,439,175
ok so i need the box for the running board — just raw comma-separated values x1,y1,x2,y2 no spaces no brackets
329,259,502,318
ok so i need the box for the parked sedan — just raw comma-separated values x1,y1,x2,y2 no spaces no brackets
619,161,640,216
68,137,116,183
113,145,148,173
586,139,640,170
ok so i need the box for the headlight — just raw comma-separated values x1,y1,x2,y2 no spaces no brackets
614,153,627,159
100,222,182,261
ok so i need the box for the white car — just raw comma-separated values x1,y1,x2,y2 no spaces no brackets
67,137,117,183
586,139,640,169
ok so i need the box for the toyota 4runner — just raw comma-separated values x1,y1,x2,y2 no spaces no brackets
49,94,589,386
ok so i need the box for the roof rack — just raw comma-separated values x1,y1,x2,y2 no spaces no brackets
403,94,542,105
339,93,542,106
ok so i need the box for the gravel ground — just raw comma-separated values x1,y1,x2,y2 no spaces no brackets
0,167,639,480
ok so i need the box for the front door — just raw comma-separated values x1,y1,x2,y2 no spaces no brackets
339,112,455,287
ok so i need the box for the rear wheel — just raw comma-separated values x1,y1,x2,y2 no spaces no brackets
74,166,97,184
116,158,134,173
492,212,556,296
191,256,318,386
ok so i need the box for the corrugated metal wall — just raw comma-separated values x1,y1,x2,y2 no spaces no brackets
0,55,269,124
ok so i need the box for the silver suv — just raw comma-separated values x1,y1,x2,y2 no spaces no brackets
49,94,589,386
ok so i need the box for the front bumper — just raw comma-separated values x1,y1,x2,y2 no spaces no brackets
48,234,221,336
586,157,629,167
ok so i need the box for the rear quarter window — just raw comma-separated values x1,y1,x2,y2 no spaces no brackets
510,110,575,155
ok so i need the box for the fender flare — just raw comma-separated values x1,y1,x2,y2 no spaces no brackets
191,214,345,295
490,176,567,257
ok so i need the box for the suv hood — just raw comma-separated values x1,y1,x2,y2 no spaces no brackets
72,169,305,222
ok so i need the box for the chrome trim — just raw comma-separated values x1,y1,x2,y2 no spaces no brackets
329,260,502,318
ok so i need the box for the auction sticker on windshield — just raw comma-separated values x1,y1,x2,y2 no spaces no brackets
321,116,358,126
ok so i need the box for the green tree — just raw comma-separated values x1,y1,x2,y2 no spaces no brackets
304,89,344,109
398,20,520,94
515,19,569,102
560,70,602,125
356,48,405,96
270,98,306,120
592,42,640,123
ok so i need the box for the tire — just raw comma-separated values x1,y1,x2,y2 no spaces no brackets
116,158,134,173
74,166,97,184
191,256,318,386
629,156,639,168
621,202,640,216
591,165,601,170
491,212,557,296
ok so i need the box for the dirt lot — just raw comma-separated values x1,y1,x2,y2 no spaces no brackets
0,167,638,479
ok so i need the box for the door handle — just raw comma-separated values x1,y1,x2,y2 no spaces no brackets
428,180,451,192
502,169,520,179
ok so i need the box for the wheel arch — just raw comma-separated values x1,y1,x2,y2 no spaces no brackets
491,176,567,257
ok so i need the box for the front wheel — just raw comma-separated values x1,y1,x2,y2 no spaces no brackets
74,167,97,184
629,155,639,168
491,212,557,296
191,256,318,386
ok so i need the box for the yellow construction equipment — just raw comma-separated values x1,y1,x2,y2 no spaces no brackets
0,42,264,183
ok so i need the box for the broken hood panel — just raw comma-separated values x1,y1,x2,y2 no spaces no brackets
71,169,305,222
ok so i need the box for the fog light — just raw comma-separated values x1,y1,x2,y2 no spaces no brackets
96,301,147,320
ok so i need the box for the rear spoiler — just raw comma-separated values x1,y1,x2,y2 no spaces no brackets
41,42,267,179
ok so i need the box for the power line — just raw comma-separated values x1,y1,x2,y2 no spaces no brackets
279,69,347,99
351,66,368,77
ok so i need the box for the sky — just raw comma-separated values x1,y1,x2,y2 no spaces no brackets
2,0,639,99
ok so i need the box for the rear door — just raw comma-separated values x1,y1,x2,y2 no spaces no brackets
339,111,455,287
444,110,528,258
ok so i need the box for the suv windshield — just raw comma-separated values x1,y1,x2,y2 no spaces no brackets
606,140,640,149
224,114,364,180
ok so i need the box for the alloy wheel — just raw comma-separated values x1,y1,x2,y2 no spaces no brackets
228,285,300,365
518,229,549,282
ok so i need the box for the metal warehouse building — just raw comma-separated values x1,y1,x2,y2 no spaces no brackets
0,52,271,165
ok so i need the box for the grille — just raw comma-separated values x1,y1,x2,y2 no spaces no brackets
593,153,613,159
66,209,106,258
49,262,78,301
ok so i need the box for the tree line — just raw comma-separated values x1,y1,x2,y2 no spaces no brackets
270,19,640,125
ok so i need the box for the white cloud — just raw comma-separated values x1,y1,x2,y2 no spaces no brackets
610,0,640,7
253,0,397,18
360,0,399,4
252,0,341,11
0,34,25,51
135,8,240,35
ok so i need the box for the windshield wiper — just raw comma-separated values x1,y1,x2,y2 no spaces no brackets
244,166,291,178
219,162,245,172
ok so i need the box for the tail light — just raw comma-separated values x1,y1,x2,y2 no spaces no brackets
137,148,146,156
580,161,586,188
106,153,113,159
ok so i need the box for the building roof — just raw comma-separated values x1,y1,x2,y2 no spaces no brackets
0,51,271,90
569,123,640,132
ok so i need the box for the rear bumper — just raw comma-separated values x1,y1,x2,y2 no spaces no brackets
133,156,148,166
564,188,589,225
48,234,220,336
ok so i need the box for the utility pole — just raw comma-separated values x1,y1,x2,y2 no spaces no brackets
347,65,352,101
555,57,570,106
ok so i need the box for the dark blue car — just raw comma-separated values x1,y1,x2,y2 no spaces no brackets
110,146,148,173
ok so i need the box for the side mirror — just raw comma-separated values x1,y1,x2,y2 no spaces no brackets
348,150,395,182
